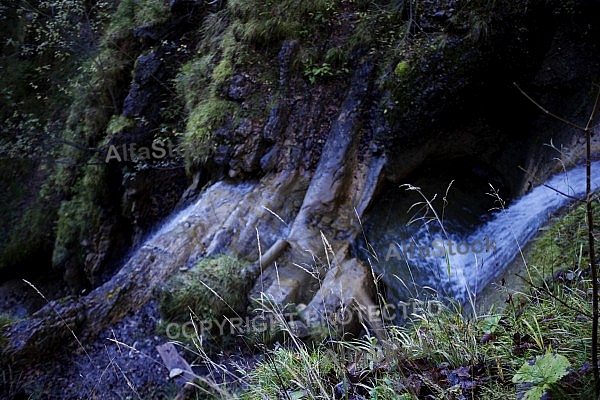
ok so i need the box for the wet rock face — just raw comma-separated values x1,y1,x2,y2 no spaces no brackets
380,1,600,194
121,169,188,247
6,0,600,375
278,40,299,90
122,50,166,119
228,118,269,177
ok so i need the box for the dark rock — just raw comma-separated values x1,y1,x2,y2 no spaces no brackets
227,74,252,101
123,50,165,118
213,144,231,166
234,118,253,139
263,104,289,141
133,24,165,44
134,11,204,45
120,168,187,248
169,0,210,15
3,298,86,365
214,126,232,139
278,40,299,90
334,380,349,398
134,52,165,85
260,145,279,173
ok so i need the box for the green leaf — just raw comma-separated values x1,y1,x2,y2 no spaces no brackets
523,386,546,400
479,315,501,334
512,353,570,400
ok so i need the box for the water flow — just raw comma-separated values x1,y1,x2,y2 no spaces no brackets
445,160,600,300
360,160,600,308
136,181,258,257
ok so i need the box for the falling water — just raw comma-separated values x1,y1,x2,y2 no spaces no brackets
359,160,600,309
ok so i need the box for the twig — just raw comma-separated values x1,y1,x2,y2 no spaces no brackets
517,166,581,202
584,86,600,397
513,83,587,131
515,82,600,396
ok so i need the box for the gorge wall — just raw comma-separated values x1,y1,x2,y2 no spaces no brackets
1,0,600,366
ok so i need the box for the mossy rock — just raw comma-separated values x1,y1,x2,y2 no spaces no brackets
158,254,253,325
182,98,238,165
393,61,410,79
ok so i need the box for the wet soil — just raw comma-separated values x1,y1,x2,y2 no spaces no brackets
2,300,258,399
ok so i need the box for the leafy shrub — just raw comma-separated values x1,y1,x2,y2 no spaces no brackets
394,60,410,79
304,60,334,84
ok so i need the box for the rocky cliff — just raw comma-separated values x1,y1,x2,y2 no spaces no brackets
0,0,599,397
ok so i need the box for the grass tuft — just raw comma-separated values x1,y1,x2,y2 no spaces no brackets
222,199,599,398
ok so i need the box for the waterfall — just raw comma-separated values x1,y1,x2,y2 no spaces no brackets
360,160,600,307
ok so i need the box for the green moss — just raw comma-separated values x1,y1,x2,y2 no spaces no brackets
54,203,92,268
183,98,237,165
158,254,252,325
52,164,108,271
228,0,341,49
211,56,234,90
174,23,237,108
106,114,135,135
240,19,301,48
174,55,213,107
173,16,248,170
393,60,410,79
105,0,168,43
528,201,600,284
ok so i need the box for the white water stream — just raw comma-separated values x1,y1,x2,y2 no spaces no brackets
361,160,600,308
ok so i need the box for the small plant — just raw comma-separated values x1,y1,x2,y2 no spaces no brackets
512,353,571,400
304,60,334,84
240,343,339,399
324,47,348,68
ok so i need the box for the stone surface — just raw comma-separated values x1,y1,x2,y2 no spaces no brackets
4,0,600,387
